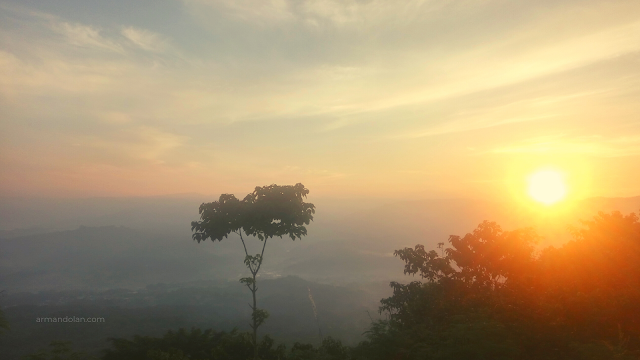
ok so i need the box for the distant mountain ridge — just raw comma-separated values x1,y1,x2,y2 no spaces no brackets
0,225,403,292
0,226,240,291
1,196,638,292
0,226,53,239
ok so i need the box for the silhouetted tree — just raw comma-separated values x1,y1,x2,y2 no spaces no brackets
0,290,8,336
366,212,640,360
22,341,95,360
0,309,8,336
191,183,315,359
103,328,286,360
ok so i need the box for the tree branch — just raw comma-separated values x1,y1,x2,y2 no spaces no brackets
255,236,269,274
237,230,254,273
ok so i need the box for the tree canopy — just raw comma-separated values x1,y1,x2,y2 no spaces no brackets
190,183,315,360
191,183,315,243
362,211,640,360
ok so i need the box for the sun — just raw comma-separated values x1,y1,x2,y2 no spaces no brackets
527,170,567,205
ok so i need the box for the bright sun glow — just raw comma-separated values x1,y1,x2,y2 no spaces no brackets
528,170,567,205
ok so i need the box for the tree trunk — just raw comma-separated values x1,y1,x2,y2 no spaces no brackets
252,275,258,360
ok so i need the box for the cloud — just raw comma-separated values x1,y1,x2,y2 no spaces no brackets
404,114,559,138
84,126,190,166
42,16,175,56
490,136,640,157
121,26,168,53
184,0,294,23
182,0,447,28
54,22,125,53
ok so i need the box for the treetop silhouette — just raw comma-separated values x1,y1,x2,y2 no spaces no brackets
191,183,315,360
192,183,315,242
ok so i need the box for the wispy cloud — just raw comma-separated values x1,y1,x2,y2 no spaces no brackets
121,27,168,53
403,114,559,139
82,126,190,165
183,0,450,28
54,22,125,53
490,136,640,157
184,0,294,23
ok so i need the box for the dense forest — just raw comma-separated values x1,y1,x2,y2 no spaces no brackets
2,209,639,359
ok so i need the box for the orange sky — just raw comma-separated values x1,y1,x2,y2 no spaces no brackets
1,0,640,201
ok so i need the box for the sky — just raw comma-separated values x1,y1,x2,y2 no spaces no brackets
1,0,640,201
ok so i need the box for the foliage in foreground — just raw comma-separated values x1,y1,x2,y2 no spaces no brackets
22,341,95,360
102,328,349,360
358,211,640,360
0,308,9,335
